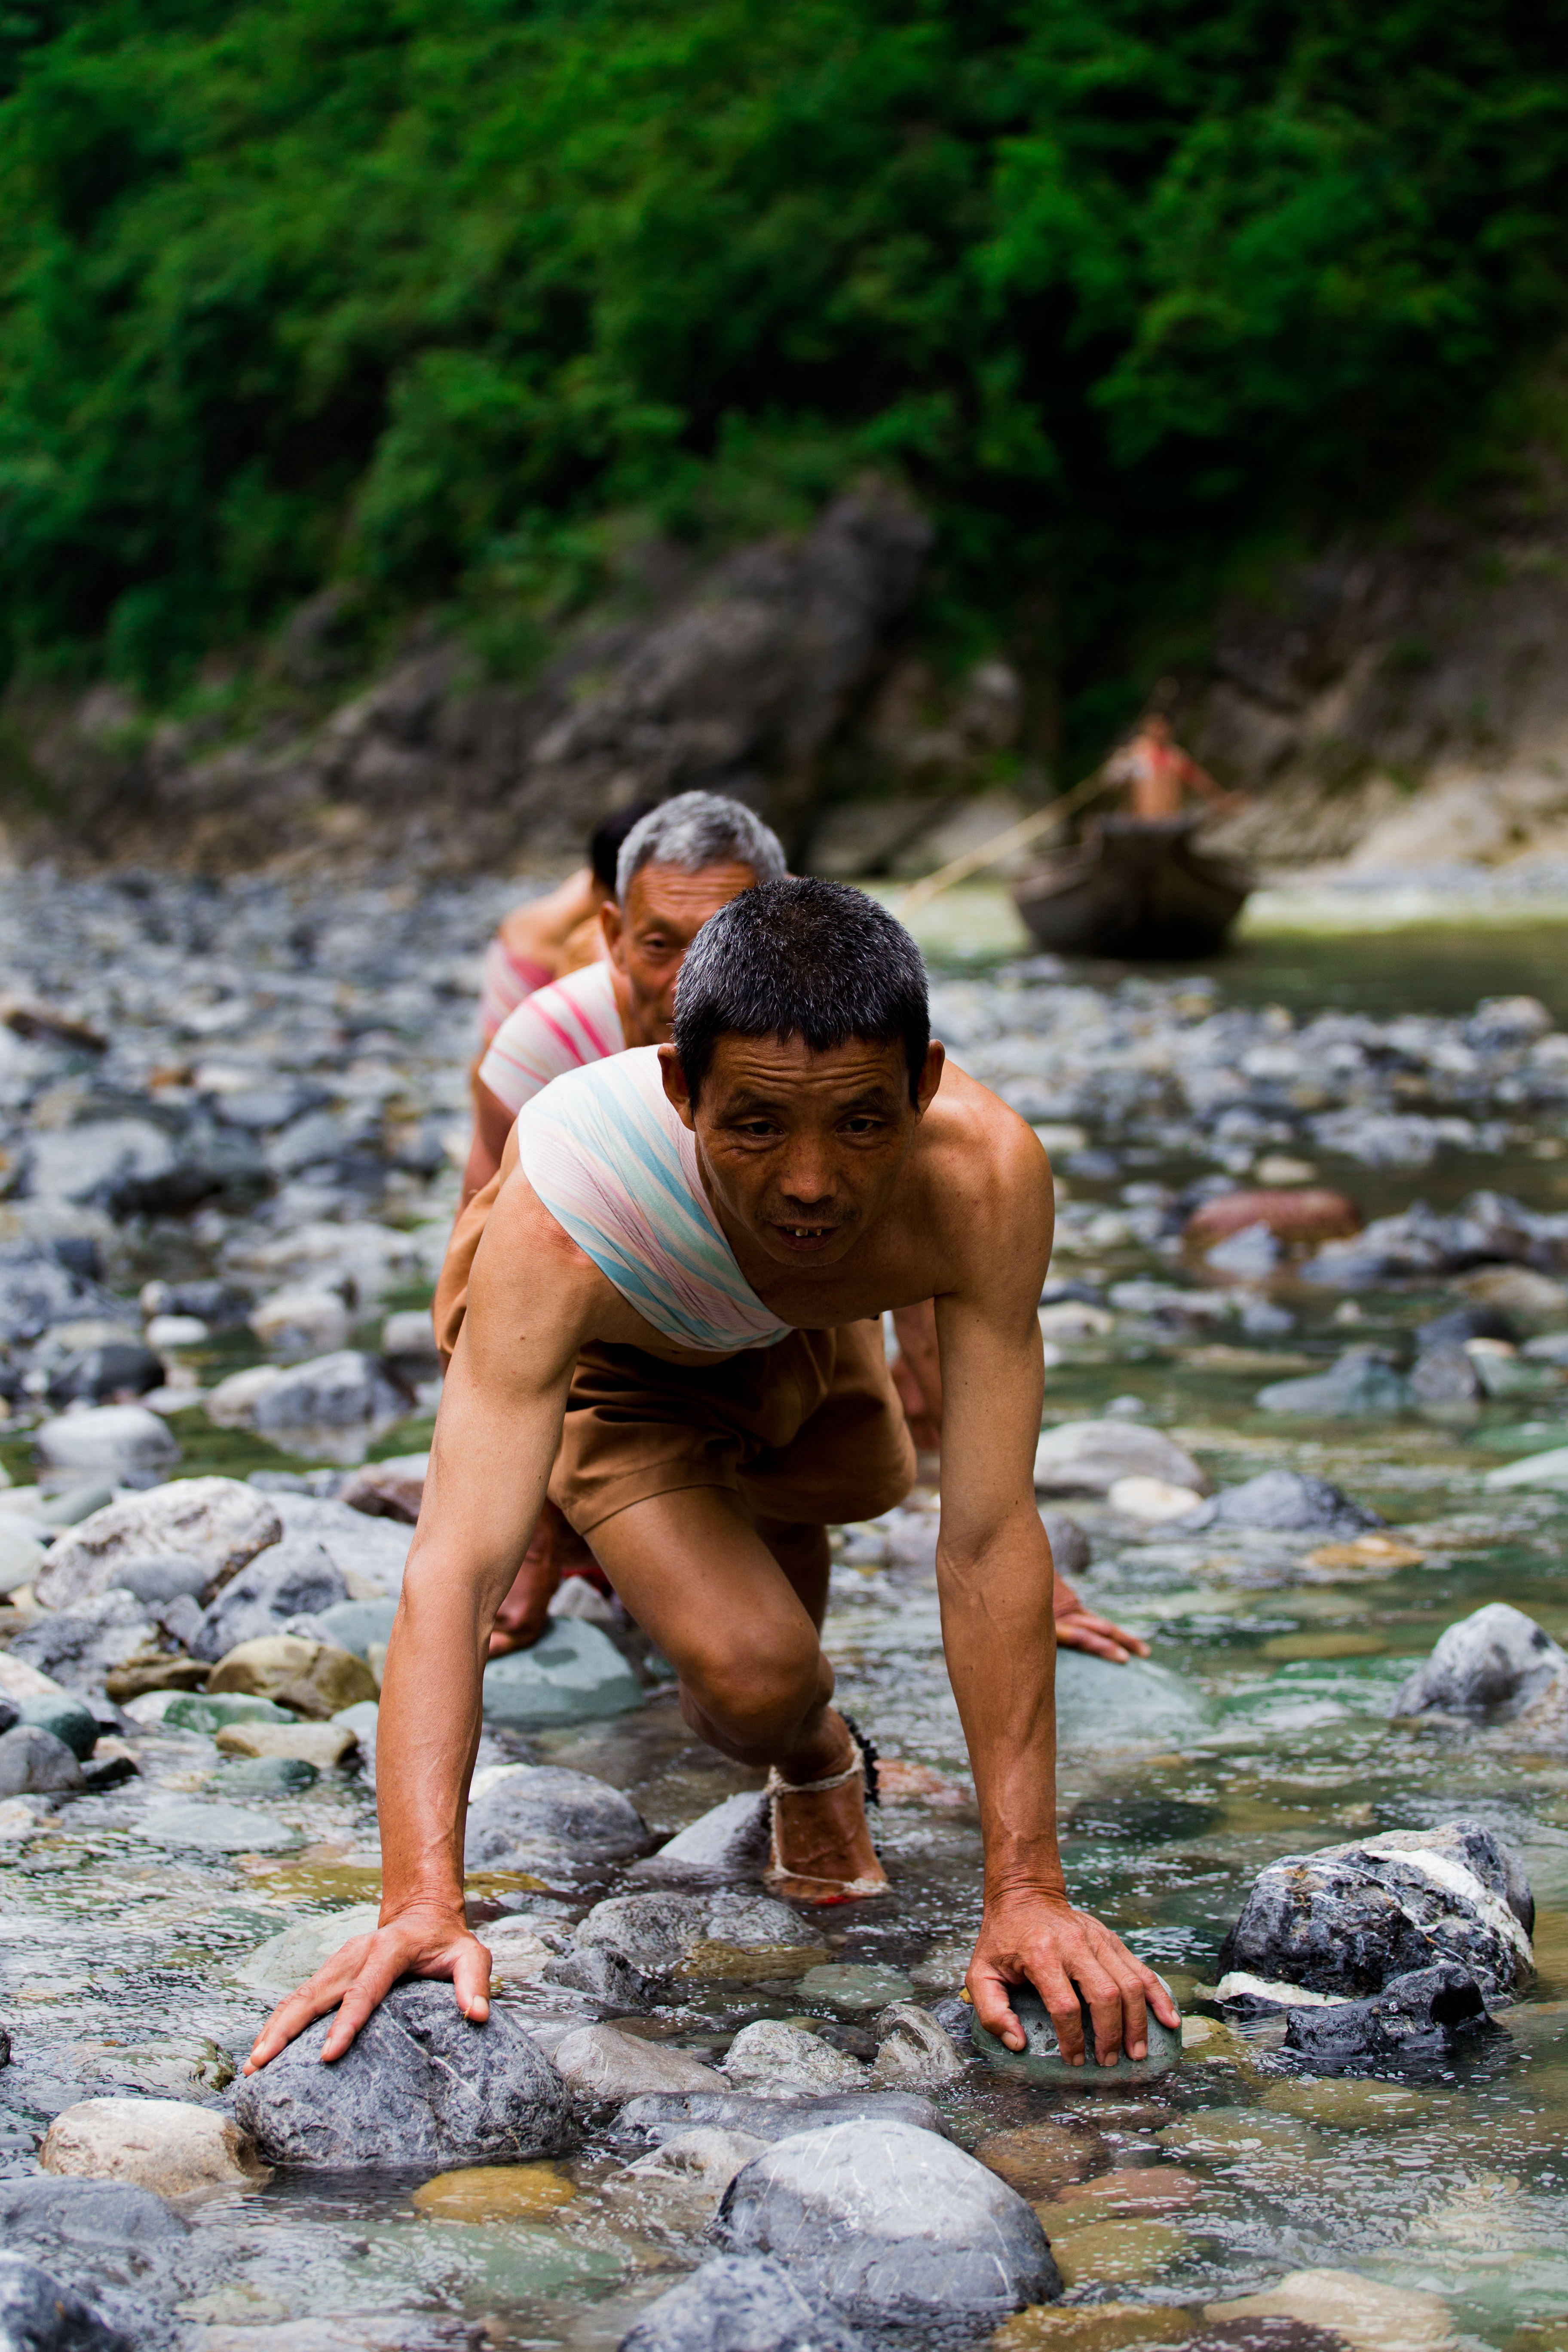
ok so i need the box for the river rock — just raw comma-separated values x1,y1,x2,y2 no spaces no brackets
35,1479,282,1609
1187,1188,1362,1250
1175,1470,1382,1539
0,2172,187,2258
41,2098,269,2195
1039,1511,1092,1577
618,2253,867,2352
264,1492,411,1593
299,1596,398,1657
552,2026,724,2103
214,1719,357,1766
722,2021,868,2095
1055,1651,1207,1744
1410,1347,1483,1406
0,2254,139,2352
631,1791,770,1883
0,1518,45,1595
203,1365,288,1429
868,2003,966,2087
110,1555,211,1606
1256,1347,1414,1418
1215,1821,1534,2004
233,1904,383,1997
233,1978,575,2166
572,1891,812,1990
971,1979,1182,2085
1206,2269,1456,2351
715,2119,1060,2330
34,1406,179,1491
338,1453,427,1522
1282,1963,1495,2063
248,1286,351,1358
0,1240,121,1346
481,1618,644,1726
611,2089,948,2152
207,1633,377,1716
464,1765,649,1876
1393,1602,1568,1733
162,1690,291,1733
0,1724,84,1797
1032,1421,1207,1496
8,1602,154,1695
250,1350,410,1439
47,1341,164,1406
141,1801,303,1855
192,1540,349,1661
12,1693,98,1758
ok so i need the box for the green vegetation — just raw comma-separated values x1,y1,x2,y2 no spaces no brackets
0,0,1565,753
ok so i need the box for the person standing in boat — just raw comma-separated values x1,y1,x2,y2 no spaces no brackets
1104,713,1244,821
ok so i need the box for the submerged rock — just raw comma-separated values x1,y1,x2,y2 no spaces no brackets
1033,1421,1207,1496
464,1765,649,1876
571,1891,812,1991
141,1801,303,1856
552,2027,723,2103
867,2003,966,2088
41,2098,269,2195
1282,1963,1496,2064
234,1979,574,2166
207,1632,377,1716
1255,1347,1413,1418
35,1479,282,1610
0,2254,139,2352
1205,2268,1455,2350
715,2118,1060,2331
1215,1821,1534,2003
618,2253,867,2352
1175,1470,1382,1539
481,1618,643,1726
723,2021,868,2096
0,2173,187,2257
611,2089,949,2153
1394,1602,1568,1734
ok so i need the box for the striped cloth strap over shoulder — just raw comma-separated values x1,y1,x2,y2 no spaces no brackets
479,958,622,1116
514,1047,793,1354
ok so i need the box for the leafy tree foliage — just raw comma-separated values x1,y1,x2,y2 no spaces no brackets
0,0,1565,740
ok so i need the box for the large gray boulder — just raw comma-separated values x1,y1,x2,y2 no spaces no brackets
35,1479,282,1609
0,2253,138,2352
571,1891,812,1991
233,1979,574,2166
463,1766,649,1877
1175,1469,1381,1538
1394,1603,1568,1732
1032,1419,1206,1496
1215,1822,1534,2004
715,2119,1059,2331
618,2254,866,2352
191,1539,348,1662
1282,1964,1496,2064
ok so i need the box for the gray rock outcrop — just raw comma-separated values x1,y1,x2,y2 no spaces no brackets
715,2119,1060,2332
1216,1821,1534,2004
463,1766,649,1877
36,1480,282,1610
191,1539,349,1662
1394,1602,1568,1734
233,1978,575,2165
618,2254,867,2352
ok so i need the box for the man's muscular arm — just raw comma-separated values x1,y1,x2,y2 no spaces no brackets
934,1125,1177,2065
245,1176,597,2070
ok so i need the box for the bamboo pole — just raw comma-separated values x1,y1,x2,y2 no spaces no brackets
894,769,1113,918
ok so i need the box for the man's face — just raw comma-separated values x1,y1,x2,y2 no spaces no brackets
661,1032,945,1271
603,861,757,1044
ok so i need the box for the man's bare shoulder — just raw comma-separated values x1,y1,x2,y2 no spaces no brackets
470,1158,646,1348
915,1062,1053,1274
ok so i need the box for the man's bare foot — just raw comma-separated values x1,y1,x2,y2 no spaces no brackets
763,1715,889,1903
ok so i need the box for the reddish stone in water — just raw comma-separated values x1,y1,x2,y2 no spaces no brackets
1185,1188,1362,1250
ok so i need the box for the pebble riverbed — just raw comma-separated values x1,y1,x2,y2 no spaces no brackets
0,866,1567,2352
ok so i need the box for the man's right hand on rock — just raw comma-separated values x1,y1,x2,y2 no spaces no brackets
243,1904,492,2071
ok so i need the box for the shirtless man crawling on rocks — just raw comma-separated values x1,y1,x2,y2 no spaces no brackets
246,879,1177,2077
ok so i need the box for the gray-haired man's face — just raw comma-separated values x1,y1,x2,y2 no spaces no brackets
602,859,759,1047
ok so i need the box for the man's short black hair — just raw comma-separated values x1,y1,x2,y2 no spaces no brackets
673,877,930,1106
588,799,658,892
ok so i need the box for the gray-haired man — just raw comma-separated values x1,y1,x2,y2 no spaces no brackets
462,792,788,1205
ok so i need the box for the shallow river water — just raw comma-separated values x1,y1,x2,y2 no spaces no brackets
2,875,1568,2352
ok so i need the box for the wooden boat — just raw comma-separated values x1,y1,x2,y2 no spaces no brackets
1011,816,1253,958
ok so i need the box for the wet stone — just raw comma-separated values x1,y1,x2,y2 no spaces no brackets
715,2118,1061,2333
618,2253,867,2352
0,1723,83,1796
631,1790,770,1883
34,1406,179,1490
610,2089,949,2153
192,1538,349,1661
481,1617,644,1727
1394,1600,1568,1731
1033,1421,1207,1496
796,1963,914,2010
1255,1347,1414,1418
41,2098,269,2196
140,1801,303,1854
0,2254,141,2352
1282,1962,1496,2063
12,1692,98,1758
233,1978,575,2166
722,2020,869,2095
1176,1470,1381,1538
35,1479,282,1610
464,1764,648,1877
552,2025,723,2103
971,1979,1182,2086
